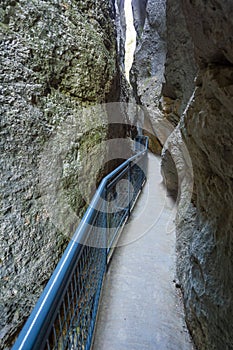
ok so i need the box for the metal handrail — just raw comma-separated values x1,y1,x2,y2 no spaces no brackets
12,136,148,350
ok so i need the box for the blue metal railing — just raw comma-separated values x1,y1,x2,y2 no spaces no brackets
12,136,148,350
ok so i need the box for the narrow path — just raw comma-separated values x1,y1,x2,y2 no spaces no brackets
92,152,194,350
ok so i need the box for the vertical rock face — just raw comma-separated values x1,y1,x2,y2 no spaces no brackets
178,66,233,350
131,0,166,104
131,0,233,348
131,0,196,187
115,0,126,70
160,0,197,196
114,0,131,105
131,0,166,154
175,1,233,349
0,1,124,348
182,0,233,67
162,0,196,125
131,0,147,37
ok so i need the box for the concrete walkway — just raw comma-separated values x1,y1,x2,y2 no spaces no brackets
92,152,194,350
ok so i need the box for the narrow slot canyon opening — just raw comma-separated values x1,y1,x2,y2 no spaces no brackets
2,1,233,349
124,0,136,84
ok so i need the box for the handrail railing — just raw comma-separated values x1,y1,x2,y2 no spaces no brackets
12,136,148,350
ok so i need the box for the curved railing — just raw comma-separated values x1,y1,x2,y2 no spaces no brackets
12,136,148,350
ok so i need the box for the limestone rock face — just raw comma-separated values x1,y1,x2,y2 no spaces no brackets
131,0,166,154
162,0,196,123
115,0,126,70
131,0,147,37
123,0,233,348
160,0,197,196
0,1,123,348
182,0,233,66
114,0,131,106
173,1,233,349
178,66,233,350
131,0,166,103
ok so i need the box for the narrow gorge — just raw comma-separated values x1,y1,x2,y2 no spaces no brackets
1,1,233,349
131,1,233,349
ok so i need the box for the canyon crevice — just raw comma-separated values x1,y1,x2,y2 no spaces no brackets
1,1,233,349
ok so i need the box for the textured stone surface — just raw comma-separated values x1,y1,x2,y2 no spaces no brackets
182,0,233,66
114,0,131,105
0,1,124,348
131,0,147,37
177,65,233,350
134,1,233,348
131,0,166,154
161,0,197,123
160,0,196,196
131,0,166,101
173,1,233,349
115,0,126,70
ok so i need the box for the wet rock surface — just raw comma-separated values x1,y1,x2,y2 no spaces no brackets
0,1,124,348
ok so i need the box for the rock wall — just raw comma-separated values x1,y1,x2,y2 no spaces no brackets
114,0,131,108
131,0,166,154
130,0,196,187
160,0,197,196
165,1,233,349
131,0,233,348
131,0,147,37
0,1,125,348
115,0,126,70
161,0,196,125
